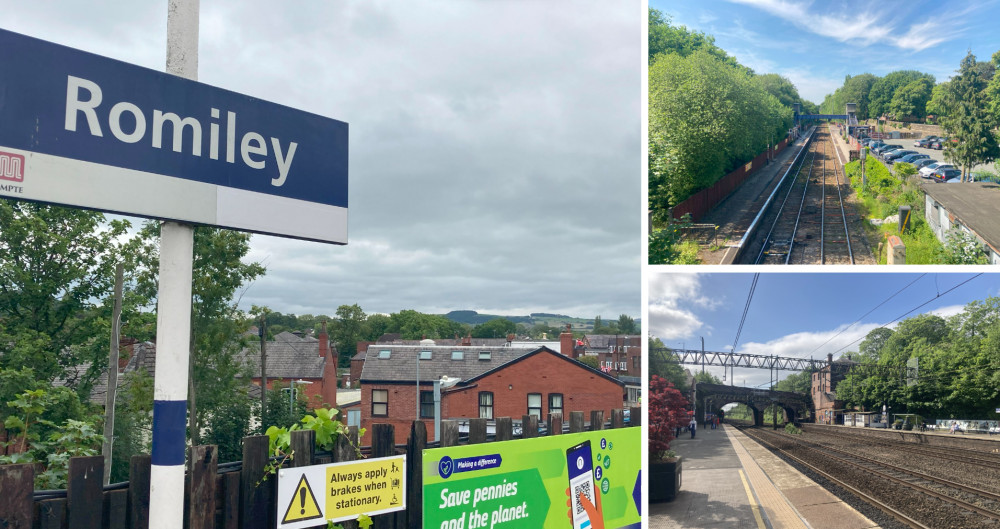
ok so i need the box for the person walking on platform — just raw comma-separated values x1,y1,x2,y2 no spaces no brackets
689,417,697,439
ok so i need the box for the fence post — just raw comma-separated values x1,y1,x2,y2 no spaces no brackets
0,463,33,529
440,420,459,447
334,427,359,529
289,430,315,468
495,418,513,442
406,421,427,529
610,409,624,429
187,445,218,529
569,412,584,433
221,472,240,529
239,435,270,529
590,411,605,431
371,424,399,529
630,407,641,427
68,456,104,529
521,415,538,438
35,499,66,529
104,489,128,529
548,413,563,436
128,454,151,529
468,418,487,444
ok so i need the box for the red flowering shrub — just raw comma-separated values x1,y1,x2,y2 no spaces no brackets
649,375,690,461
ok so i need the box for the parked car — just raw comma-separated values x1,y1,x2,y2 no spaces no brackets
913,159,937,170
930,168,962,182
874,143,902,155
914,136,938,148
929,137,951,150
898,153,930,164
885,150,917,163
920,162,953,177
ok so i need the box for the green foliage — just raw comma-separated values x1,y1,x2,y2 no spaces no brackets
821,73,878,119
649,50,793,211
693,371,722,385
649,215,700,265
889,78,934,119
894,162,918,180
577,356,600,370
471,317,517,339
784,423,802,435
774,369,815,394
942,229,990,264
648,337,688,392
617,314,637,335
868,70,936,118
263,379,309,431
0,200,130,387
0,387,103,488
941,51,1000,179
110,370,154,481
648,9,747,73
333,304,366,366
926,81,955,118
262,408,362,481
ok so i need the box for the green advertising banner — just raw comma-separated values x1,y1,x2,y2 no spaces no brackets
423,428,641,529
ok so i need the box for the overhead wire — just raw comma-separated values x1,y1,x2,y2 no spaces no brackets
732,273,760,353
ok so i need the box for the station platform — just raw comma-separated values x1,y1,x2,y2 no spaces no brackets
648,424,878,529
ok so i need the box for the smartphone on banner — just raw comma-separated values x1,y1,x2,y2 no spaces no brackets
566,440,597,529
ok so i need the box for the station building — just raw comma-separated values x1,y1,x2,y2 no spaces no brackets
922,181,1000,264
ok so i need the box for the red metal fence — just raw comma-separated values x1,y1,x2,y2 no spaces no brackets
671,138,790,222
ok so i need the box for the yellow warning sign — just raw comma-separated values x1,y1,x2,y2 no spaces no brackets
326,455,405,520
282,474,324,524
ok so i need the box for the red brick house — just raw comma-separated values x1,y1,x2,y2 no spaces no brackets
238,325,338,409
811,353,855,424
357,341,624,444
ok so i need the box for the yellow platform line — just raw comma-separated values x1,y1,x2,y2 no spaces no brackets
726,426,811,529
739,468,767,529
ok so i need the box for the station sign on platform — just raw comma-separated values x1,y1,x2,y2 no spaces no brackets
0,28,348,244
276,455,406,528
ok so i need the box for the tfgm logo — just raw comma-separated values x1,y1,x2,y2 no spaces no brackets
0,151,25,183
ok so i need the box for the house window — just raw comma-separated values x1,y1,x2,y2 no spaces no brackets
419,350,432,360
478,351,491,360
347,409,360,427
372,389,388,417
451,351,464,360
549,393,563,416
378,349,391,359
527,393,542,418
479,391,494,419
633,356,639,370
420,390,434,418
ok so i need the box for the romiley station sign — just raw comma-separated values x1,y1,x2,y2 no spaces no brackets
0,28,348,244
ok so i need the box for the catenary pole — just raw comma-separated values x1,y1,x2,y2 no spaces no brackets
149,1,198,527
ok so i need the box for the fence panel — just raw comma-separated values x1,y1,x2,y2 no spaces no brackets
67,456,104,529
0,463,33,529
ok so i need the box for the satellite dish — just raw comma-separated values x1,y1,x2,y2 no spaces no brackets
439,376,461,388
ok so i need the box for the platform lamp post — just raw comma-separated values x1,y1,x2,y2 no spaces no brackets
291,379,312,415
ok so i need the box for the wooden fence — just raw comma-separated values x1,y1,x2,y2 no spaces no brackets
670,138,790,223
0,408,640,529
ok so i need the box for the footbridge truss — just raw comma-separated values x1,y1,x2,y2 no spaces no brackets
651,348,917,381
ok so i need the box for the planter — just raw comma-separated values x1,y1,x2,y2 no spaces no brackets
649,457,682,503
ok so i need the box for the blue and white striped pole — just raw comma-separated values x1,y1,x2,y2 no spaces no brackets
149,1,198,527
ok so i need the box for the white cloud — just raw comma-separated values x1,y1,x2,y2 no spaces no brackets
647,273,718,339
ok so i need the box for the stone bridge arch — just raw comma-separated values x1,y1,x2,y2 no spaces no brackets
696,382,812,427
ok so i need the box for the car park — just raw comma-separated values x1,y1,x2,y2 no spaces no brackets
914,136,938,148
913,159,937,170
920,162,953,177
875,143,902,155
929,137,951,150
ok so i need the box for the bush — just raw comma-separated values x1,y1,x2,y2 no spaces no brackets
784,423,802,435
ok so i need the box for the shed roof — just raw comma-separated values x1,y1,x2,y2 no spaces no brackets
923,181,1000,248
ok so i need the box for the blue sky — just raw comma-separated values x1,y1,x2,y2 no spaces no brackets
650,0,1000,103
648,272,1000,387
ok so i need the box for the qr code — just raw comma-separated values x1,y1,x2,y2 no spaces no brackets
574,482,593,514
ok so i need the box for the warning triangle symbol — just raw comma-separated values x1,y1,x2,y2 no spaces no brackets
282,474,324,524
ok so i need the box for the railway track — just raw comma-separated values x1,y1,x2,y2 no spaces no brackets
740,426,1000,529
744,129,863,264
803,425,1000,469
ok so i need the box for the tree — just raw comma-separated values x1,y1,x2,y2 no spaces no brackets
926,81,955,119
942,51,1000,180
576,355,600,370
648,375,690,460
648,337,688,391
617,314,637,334
361,313,392,341
332,304,367,366
0,201,130,386
648,8,747,73
889,78,933,119
471,317,517,339
693,371,722,385
868,70,935,118
127,223,265,445
757,73,802,108
774,369,814,394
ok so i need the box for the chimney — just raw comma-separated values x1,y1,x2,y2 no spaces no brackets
506,333,515,344
319,320,330,358
559,324,574,357
462,333,472,347
827,353,833,365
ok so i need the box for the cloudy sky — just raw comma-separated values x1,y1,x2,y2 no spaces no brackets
650,0,1000,103
4,1,641,318
648,272,998,388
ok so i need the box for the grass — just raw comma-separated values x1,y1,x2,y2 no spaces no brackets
845,157,945,264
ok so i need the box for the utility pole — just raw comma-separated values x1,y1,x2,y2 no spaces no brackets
102,263,124,485
259,314,267,422
700,337,705,374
